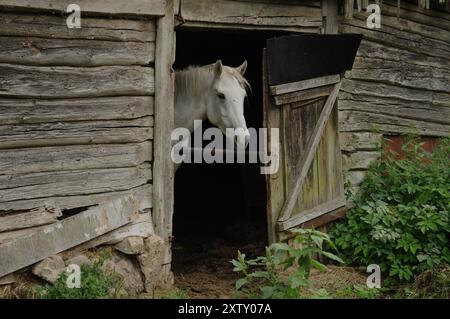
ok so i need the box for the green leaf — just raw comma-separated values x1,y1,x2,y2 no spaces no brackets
261,286,275,299
321,251,345,264
235,278,248,290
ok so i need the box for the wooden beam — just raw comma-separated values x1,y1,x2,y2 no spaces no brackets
0,12,155,42
278,82,341,222
0,203,62,232
278,197,346,231
0,0,166,16
153,0,175,283
0,195,139,278
0,64,154,99
322,0,339,34
270,74,340,96
0,36,155,67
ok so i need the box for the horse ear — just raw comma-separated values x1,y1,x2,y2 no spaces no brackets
214,60,223,77
237,60,248,75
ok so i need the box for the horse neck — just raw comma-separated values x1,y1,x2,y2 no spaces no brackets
175,66,213,132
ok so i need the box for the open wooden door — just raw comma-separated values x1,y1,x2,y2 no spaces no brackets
263,34,361,242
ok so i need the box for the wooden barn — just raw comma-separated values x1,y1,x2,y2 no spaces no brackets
0,0,448,293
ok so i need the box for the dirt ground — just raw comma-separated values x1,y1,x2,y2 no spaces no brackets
169,237,367,299
171,238,265,299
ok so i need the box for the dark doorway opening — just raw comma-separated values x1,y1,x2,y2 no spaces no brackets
172,28,291,297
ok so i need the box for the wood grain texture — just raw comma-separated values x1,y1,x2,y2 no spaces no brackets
0,96,153,125
0,117,153,149
0,12,156,42
0,64,154,98
0,0,165,16
0,142,152,175
179,0,322,31
0,36,155,66
153,0,175,281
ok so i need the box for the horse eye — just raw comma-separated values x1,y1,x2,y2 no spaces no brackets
217,92,226,100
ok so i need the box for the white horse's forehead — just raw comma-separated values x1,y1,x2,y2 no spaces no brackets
216,73,246,96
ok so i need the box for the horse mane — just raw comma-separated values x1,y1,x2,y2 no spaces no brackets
175,63,251,99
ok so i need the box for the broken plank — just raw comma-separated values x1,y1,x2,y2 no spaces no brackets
0,203,62,232
71,213,153,252
0,184,153,212
0,195,139,278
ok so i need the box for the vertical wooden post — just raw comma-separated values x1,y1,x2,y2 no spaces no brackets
153,0,175,285
322,0,339,34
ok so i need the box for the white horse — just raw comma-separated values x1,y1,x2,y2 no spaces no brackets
175,60,251,151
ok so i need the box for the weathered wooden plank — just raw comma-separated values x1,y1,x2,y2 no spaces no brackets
339,20,450,60
339,110,450,136
0,195,139,278
322,0,339,34
0,36,155,66
153,0,175,278
278,82,341,222
0,64,154,98
0,12,155,42
71,212,153,252
349,57,450,92
0,96,153,125
355,40,450,71
0,184,152,212
338,98,450,126
0,117,153,149
0,0,165,16
278,197,346,231
0,142,151,175
180,0,322,29
340,78,450,107
0,203,61,232
0,164,152,202
273,84,334,106
270,74,340,96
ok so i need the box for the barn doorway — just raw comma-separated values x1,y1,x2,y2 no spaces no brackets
172,29,290,297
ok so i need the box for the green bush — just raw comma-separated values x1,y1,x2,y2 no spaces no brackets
231,229,343,299
34,262,124,299
330,136,450,282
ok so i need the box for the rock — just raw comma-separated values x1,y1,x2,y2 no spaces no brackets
137,235,164,293
32,255,66,283
102,252,144,295
114,236,145,255
65,254,92,268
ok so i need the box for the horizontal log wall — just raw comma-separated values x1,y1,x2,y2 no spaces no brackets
0,10,155,211
339,1,450,187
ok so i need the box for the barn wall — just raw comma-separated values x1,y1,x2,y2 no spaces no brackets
0,10,155,211
338,1,450,187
